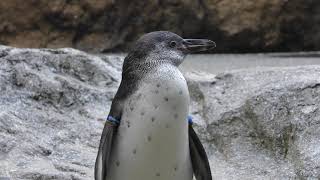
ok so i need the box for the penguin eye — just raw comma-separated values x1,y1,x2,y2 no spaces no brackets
169,41,177,48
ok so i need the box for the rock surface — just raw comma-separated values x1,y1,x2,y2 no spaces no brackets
0,0,320,53
1,46,320,179
0,45,121,179
187,68,320,179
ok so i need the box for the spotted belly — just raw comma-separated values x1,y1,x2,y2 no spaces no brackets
106,74,193,180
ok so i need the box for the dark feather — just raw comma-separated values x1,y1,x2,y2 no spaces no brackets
95,121,118,180
189,125,212,180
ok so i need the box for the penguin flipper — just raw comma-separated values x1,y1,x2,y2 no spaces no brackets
95,121,118,180
189,125,212,180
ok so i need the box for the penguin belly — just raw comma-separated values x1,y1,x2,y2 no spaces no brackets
106,66,193,180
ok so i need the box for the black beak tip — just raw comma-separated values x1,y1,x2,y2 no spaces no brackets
207,40,216,49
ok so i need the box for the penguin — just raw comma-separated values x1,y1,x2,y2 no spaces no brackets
95,31,215,180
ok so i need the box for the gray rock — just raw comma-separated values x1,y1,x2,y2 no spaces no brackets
1,0,320,53
0,45,121,179
1,45,320,179
186,67,320,179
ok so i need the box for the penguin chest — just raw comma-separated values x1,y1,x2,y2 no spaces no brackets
107,69,193,180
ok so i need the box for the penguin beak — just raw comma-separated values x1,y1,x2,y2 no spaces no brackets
180,39,216,53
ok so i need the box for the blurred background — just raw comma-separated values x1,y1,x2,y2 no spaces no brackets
2,1,320,179
1,0,320,53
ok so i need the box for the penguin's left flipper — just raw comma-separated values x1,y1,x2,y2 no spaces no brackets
189,125,212,180
95,120,118,180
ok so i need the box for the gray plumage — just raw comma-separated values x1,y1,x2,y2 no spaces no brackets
95,31,215,180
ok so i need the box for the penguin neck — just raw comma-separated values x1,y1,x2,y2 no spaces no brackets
123,57,179,78
145,50,186,66
117,54,183,103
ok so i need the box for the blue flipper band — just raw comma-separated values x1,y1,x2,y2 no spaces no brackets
188,115,193,125
107,115,120,125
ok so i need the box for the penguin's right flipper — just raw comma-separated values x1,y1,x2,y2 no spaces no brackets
95,120,118,180
189,125,212,180
95,98,123,180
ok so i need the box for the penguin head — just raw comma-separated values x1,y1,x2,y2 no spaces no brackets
127,31,216,67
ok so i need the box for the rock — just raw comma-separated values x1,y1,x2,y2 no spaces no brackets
0,45,121,179
205,0,320,52
186,66,320,179
1,0,320,53
1,45,320,179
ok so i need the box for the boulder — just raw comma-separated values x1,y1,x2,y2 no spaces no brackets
0,45,121,179
186,66,320,179
0,0,320,53
1,46,320,179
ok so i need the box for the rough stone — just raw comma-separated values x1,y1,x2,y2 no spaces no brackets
0,0,320,53
1,46,320,179
186,66,320,179
0,45,120,179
